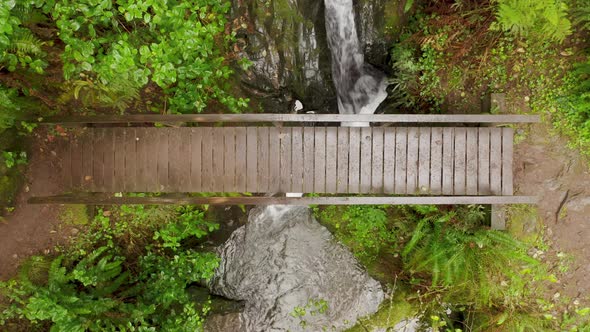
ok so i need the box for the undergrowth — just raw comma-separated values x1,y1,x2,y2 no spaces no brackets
0,204,220,331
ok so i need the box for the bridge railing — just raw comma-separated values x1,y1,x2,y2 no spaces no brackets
42,113,541,125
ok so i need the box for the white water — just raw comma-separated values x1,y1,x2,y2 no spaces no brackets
324,0,388,126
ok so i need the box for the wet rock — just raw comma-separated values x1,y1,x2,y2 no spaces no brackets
230,0,335,113
229,0,401,113
208,206,384,331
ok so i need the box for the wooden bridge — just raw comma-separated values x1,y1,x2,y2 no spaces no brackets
30,113,539,206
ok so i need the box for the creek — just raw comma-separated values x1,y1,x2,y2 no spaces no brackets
204,1,403,330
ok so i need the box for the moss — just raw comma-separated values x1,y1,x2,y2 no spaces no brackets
346,289,418,331
59,204,89,225
0,174,20,211
506,204,544,245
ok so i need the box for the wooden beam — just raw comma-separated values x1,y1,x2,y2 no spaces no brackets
28,194,538,205
42,114,541,125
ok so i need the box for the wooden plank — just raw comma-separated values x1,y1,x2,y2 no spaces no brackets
256,127,269,193
30,194,540,206
453,128,467,195
394,127,407,194
325,127,338,193
430,127,443,195
303,127,315,193
442,128,454,195
224,127,236,192
145,129,160,191
144,128,159,192
201,127,213,192
102,129,115,191
58,137,72,189
337,127,349,193
418,127,431,194
383,128,395,194
135,128,149,192
478,128,490,195
212,128,225,192
490,128,502,195
45,114,542,125
70,133,83,189
314,127,326,193
156,129,169,192
113,129,126,192
92,128,105,191
268,127,280,192
360,127,372,193
348,127,361,193
190,128,202,192
124,128,136,192
406,127,419,194
502,127,514,196
167,129,182,192
279,127,291,192
466,128,478,195
235,127,247,192
371,127,384,193
291,127,304,193
81,130,94,191
177,128,192,192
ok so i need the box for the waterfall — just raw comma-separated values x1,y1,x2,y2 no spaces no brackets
324,0,388,120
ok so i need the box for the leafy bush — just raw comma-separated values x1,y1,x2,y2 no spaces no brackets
29,0,249,113
316,205,398,262
0,204,220,331
493,0,572,43
0,1,47,73
0,86,21,132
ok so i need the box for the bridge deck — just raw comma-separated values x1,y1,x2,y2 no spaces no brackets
57,126,514,196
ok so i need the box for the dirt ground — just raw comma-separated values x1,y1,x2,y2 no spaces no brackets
0,132,71,280
515,124,590,304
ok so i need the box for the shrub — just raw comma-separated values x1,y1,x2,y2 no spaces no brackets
0,204,220,331
493,0,572,43
30,0,249,113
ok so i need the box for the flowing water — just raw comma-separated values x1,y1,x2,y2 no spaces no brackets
324,0,389,122
206,2,390,330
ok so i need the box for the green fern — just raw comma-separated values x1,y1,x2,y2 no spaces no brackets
60,78,140,112
494,0,572,43
8,29,43,57
572,0,590,31
402,209,544,308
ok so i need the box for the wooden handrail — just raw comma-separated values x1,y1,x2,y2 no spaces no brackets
28,194,539,205
41,113,541,124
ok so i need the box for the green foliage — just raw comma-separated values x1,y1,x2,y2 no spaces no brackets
493,0,572,43
41,0,248,113
2,151,27,169
153,206,219,250
0,204,220,331
317,205,398,262
402,206,546,309
555,58,590,154
0,1,47,73
0,86,21,132
290,298,329,329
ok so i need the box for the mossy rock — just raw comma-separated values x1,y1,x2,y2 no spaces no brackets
59,204,89,225
506,205,543,245
0,174,20,211
347,289,419,331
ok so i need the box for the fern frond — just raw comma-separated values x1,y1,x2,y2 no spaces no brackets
9,29,43,56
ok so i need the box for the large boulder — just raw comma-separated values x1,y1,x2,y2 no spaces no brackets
207,205,384,331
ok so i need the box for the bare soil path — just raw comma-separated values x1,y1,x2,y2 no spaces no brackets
515,124,590,303
0,132,70,280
